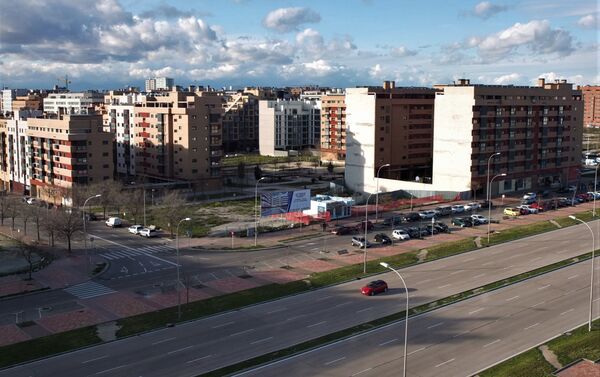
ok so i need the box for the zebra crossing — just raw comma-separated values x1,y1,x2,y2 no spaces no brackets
64,281,116,299
99,244,176,261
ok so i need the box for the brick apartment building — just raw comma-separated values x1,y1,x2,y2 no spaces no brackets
320,91,346,161
580,85,600,128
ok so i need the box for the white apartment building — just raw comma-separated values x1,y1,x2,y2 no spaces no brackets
104,92,142,177
258,99,320,156
1,89,29,115
145,77,174,92
43,92,104,115
4,110,42,193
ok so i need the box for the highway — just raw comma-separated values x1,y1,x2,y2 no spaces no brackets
1,221,597,377
237,258,600,377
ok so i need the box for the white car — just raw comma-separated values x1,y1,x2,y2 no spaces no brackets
451,205,465,214
418,210,438,219
522,192,537,200
470,214,488,224
129,225,143,235
588,192,600,199
463,202,481,211
392,229,411,240
517,205,539,214
105,217,122,228
139,228,158,238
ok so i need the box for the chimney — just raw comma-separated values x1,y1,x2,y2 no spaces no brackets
390,81,396,89
457,78,470,86
383,81,391,90
560,79,567,84
537,78,545,87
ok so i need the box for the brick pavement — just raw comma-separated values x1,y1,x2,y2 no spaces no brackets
0,324,31,347
202,276,261,294
251,269,307,284
0,275,44,297
88,292,157,318
37,308,107,333
144,288,213,308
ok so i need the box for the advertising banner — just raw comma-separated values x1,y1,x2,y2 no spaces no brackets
260,189,311,217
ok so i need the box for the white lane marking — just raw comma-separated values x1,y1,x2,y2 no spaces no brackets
212,321,235,329
469,308,484,315
306,242,317,246
407,347,426,355
96,364,128,374
356,307,373,313
532,301,546,308
567,274,579,280
186,355,212,364
316,295,332,301
324,356,346,366
435,358,455,368
420,279,432,284
168,345,194,355
472,273,486,279
463,257,475,262
427,322,444,329
538,284,551,290
506,295,520,302
452,330,471,338
152,336,176,345
352,368,373,376
560,309,574,316
525,322,540,330
250,336,273,345
502,265,515,270
266,307,287,314
484,339,501,348
437,284,451,289
307,321,327,328
378,338,398,347
482,261,494,266
286,314,306,321
82,355,108,364
88,233,178,266
334,302,352,307
530,256,543,262
229,328,255,337
449,270,463,275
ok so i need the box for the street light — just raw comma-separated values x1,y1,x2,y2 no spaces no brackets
593,165,599,217
380,262,409,377
568,216,596,332
176,217,192,320
363,192,379,273
486,153,501,203
254,177,266,247
82,194,101,250
487,173,506,243
375,163,391,223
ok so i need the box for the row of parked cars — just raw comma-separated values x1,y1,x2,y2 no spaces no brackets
504,191,597,216
381,202,484,226
105,216,158,237
350,222,451,248
451,214,489,227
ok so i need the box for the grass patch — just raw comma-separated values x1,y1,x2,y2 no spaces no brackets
424,238,477,260
482,221,558,246
549,319,600,365
222,154,318,167
553,211,595,228
478,348,554,377
200,199,255,217
0,326,101,368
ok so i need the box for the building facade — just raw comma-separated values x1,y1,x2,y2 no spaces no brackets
320,91,346,161
1,89,29,115
43,92,104,115
103,91,140,178
258,99,320,156
145,77,174,92
580,85,600,128
222,92,259,153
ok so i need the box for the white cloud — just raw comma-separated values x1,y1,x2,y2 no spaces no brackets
493,73,521,84
577,14,597,29
471,1,508,19
391,46,417,57
295,28,356,60
535,72,585,85
369,64,382,78
262,7,321,32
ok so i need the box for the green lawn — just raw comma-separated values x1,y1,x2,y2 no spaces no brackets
478,348,554,377
424,238,477,260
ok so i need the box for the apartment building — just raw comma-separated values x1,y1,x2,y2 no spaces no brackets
222,92,259,153
258,99,320,156
103,91,140,177
320,91,346,161
12,94,43,113
1,89,28,115
345,82,437,195
43,92,104,115
145,77,174,92
580,85,600,128
432,78,582,197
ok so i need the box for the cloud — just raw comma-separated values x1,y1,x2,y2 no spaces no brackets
470,1,508,19
577,14,597,29
295,29,356,60
535,72,585,85
391,46,417,57
493,73,521,85
262,7,321,32
139,3,211,19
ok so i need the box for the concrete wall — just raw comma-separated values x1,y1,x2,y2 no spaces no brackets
258,101,276,156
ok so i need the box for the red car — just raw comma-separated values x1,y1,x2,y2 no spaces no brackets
530,202,545,212
361,280,388,296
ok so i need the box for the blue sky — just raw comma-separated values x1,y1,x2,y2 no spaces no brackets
0,0,597,90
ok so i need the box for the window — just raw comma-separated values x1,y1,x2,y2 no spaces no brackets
102,152,109,157
102,140,109,145
102,164,109,168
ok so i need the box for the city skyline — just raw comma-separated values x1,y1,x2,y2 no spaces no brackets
0,0,598,90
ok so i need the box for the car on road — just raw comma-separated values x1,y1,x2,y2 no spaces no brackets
129,225,144,234
517,204,539,214
361,280,388,296
383,216,403,226
392,229,411,240
374,233,392,244
471,214,488,224
463,202,481,211
504,207,520,216
523,192,537,200
418,210,438,219
139,227,158,238
403,227,423,239
351,236,371,248
451,205,465,214
85,213,98,221
357,220,374,231
331,225,357,235
420,226,439,235
452,217,473,227
105,217,123,227
435,205,453,217
402,212,421,222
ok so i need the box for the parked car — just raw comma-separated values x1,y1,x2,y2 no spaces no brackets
530,202,545,211
471,214,489,224
404,227,422,239
523,192,537,200
517,204,539,214
420,226,439,235
451,205,465,214
587,192,600,200
576,193,591,202
463,202,481,211
452,217,473,227
361,280,388,296
402,212,421,222
433,222,450,233
435,205,453,217
521,197,537,205
26,197,37,205
331,225,357,235
351,236,371,248
357,220,374,231
129,225,144,234
383,216,403,226
105,217,123,227
392,229,411,240
139,227,158,238
504,207,520,216
419,210,438,219
374,233,392,244
85,213,98,221
479,200,496,209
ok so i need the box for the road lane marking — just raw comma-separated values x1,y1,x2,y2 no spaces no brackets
229,328,255,337
450,270,463,275
168,345,194,354
524,322,540,330
316,295,332,301
463,257,475,262
506,295,520,302
152,336,176,345
437,284,451,289
482,261,494,266
334,301,352,307
532,301,546,308
435,358,455,368
82,355,108,364
530,256,543,262
186,355,212,364
567,274,579,280
286,314,306,321
96,364,128,374
356,307,373,313
307,321,327,328
351,368,373,376
452,330,471,338
484,339,501,348
212,321,235,329
88,233,177,266
560,309,574,316
250,336,273,345
420,279,432,284
538,284,551,290
266,307,287,314
468,308,484,315
324,356,346,366
502,265,515,270
427,322,444,329
378,338,398,346
472,273,486,279
407,347,426,355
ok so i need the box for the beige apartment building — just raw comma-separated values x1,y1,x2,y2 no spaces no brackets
320,92,346,161
580,85,600,128
12,94,43,113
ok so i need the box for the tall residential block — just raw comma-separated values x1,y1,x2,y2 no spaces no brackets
580,85,600,128
43,92,104,115
145,77,174,92
320,91,346,161
222,92,259,153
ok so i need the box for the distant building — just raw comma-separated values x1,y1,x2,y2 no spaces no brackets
222,91,259,153
43,92,104,115
12,94,43,113
303,195,355,220
320,90,346,161
103,91,140,177
258,99,320,156
580,85,600,127
145,77,174,92
1,89,29,115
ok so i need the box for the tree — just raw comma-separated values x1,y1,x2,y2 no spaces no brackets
6,198,18,230
54,209,83,254
327,161,334,174
237,161,246,181
254,165,262,181
0,193,8,226
122,189,144,224
16,236,36,280
161,192,188,238
44,208,56,247
30,204,43,242
20,203,33,236
85,181,123,219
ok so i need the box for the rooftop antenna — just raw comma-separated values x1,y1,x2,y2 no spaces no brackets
57,75,71,90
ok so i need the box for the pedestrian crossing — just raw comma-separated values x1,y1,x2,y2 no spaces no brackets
64,281,116,299
99,244,176,261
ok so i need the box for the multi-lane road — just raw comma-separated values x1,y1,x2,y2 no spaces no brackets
1,221,597,376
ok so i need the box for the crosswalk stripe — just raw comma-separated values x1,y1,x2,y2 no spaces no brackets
64,281,115,299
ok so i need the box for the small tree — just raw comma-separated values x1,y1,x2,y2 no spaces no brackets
54,209,83,254
44,208,56,247
161,192,188,238
86,180,123,219
20,203,33,236
31,204,43,242
7,198,18,230
16,237,36,280
123,189,144,224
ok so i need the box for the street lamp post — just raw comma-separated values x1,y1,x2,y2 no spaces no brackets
363,192,378,273
380,262,409,377
254,177,266,247
82,194,101,250
593,165,599,217
176,217,191,320
568,216,596,332
375,163,391,223
486,153,501,203
487,173,506,243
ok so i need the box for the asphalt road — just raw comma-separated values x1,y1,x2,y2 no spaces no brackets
1,221,597,377
236,259,600,377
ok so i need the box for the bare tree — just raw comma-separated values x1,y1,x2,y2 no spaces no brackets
44,207,56,247
16,236,37,280
85,180,123,219
30,205,43,242
161,192,188,238
123,189,144,224
54,209,83,254
20,203,33,236
0,193,8,226
7,198,18,230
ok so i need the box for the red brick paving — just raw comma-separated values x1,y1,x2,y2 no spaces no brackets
203,276,261,294
0,276,44,297
293,259,341,273
33,255,90,289
37,308,107,333
144,288,213,307
91,292,157,317
555,359,600,377
251,269,307,284
0,324,31,346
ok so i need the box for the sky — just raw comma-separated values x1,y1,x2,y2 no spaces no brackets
0,0,598,90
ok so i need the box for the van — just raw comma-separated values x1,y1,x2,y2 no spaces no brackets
105,217,122,228
435,205,452,216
